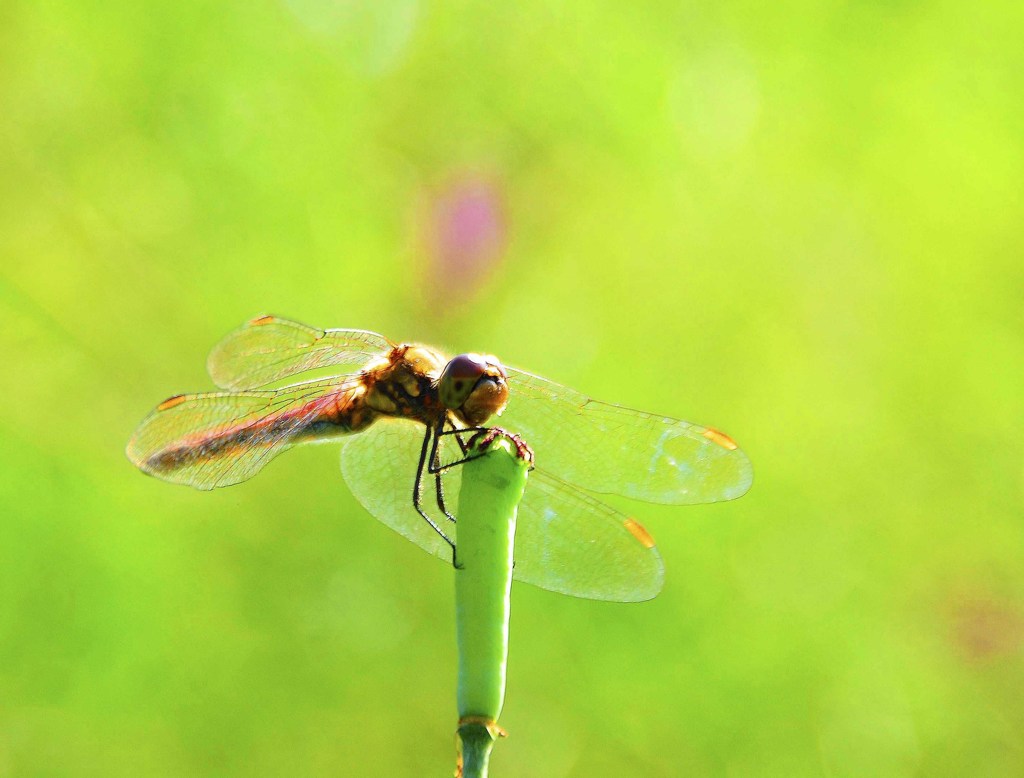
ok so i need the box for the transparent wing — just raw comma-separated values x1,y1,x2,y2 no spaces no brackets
501,368,753,505
127,376,359,490
514,470,663,601
341,420,663,601
207,315,393,390
341,418,452,562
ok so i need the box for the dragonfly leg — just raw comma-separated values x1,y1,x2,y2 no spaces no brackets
434,472,456,524
428,421,482,475
432,425,535,471
432,440,458,525
413,424,459,565
428,423,480,474
469,427,535,468
444,418,471,455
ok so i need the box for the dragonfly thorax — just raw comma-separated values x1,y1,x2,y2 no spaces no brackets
438,353,509,427
361,345,447,424
358,346,508,428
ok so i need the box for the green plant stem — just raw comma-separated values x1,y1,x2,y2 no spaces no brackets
454,436,530,778
457,719,502,778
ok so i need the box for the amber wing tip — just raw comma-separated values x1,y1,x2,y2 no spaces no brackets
248,314,277,326
702,426,739,451
156,394,187,411
623,518,657,549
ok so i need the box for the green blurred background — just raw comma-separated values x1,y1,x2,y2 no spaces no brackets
2,1,1023,775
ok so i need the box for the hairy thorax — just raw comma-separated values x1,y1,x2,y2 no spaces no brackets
361,344,448,426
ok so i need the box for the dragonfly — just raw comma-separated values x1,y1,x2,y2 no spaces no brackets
126,315,752,602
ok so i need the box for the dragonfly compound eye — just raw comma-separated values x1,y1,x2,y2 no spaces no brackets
439,353,510,426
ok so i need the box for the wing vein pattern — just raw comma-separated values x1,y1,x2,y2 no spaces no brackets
501,367,752,505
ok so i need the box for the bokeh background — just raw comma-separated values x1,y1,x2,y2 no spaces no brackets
2,1,1023,775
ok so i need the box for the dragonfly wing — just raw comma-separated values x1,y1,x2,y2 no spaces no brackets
340,418,453,563
512,470,664,601
127,377,358,490
208,315,392,390
341,421,662,601
502,368,753,505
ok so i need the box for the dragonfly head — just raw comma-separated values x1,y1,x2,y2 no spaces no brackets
438,353,509,426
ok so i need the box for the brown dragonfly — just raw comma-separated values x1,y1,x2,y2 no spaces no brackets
127,316,752,601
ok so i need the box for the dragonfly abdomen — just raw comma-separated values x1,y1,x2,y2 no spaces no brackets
138,387,378,486
145,413,325,474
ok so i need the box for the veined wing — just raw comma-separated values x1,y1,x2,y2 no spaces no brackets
208,315,392,390
341,420,663,601
341,419,452,563
514,470,663,601
502,368,753,505
127,376,360,490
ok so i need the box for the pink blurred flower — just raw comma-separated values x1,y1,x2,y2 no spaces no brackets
421,174,506,302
